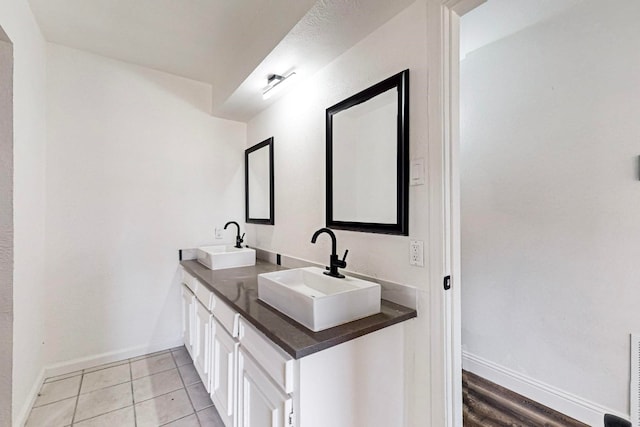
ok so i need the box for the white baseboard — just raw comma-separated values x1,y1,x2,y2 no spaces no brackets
14,338,183,427
462,351,630,426
42,338,183,379
14,368,45,427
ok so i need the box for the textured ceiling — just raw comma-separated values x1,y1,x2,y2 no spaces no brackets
27,0,316,111
28,0,416,121
214,0,416,121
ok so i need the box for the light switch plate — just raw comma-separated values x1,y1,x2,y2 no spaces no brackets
410,158,425,186
214,228,223,239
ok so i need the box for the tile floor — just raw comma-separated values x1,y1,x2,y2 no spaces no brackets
26,346,225,427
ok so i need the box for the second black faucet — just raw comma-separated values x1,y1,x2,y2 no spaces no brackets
311,228,348,278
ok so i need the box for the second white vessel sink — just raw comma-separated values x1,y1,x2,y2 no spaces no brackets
196,245,256,270
258,267,381,332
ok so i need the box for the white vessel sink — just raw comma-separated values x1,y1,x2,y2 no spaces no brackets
258,267,381,332
196,245,256,270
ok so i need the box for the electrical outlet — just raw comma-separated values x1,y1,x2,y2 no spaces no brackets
410,240,424,267
214,228,223,239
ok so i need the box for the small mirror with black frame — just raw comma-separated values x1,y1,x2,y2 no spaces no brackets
245,137,274,225
326,69,409,235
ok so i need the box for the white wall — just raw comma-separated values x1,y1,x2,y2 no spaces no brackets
461,0,640,419
246,2,430,425
0,0,49,424
45,44,246,367
0,32,14,427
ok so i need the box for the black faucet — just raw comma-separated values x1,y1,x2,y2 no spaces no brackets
224,221,245,249
311,228,348,278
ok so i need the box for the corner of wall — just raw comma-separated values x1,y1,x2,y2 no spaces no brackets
1,0,49,424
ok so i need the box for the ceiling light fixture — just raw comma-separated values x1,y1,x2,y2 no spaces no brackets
262,71,297,100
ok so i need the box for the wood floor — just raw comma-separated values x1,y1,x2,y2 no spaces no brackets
462,370,589,427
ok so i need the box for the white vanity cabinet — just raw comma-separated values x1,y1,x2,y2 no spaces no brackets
181,277,197,358
235,317,405,427
237,319,295,427
181,268,241,427
194,300,213,390
180,266,408,427
182,269,215,392
237,348,293,427
210,318,239,427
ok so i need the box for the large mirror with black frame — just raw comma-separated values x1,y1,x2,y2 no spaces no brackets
245,137,274,225
326,69,409,235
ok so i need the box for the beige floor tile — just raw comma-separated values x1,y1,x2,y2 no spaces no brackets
83,359,129,374
34,375,81,407
135,388,193,427
44,370,82,383
131,352,176,379
81,363,131,394
74,382,133,422
73,406,135,427
196,406,225,427
132,368,183,403
178,363,200,386
171,347,192,367
163,414,201,427
25,397,76,427
186,382,213,411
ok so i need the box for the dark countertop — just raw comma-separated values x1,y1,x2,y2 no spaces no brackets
180,259,417,359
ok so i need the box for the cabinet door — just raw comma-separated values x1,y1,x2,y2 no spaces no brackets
194,301,213,391
211,319,239,427
182,286,195,358
237,349,293,427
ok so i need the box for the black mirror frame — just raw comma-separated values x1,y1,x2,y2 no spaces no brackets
326,69,409,235
245,137,275,225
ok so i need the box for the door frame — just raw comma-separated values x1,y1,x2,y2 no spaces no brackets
0,25,13,427
426,1,485,426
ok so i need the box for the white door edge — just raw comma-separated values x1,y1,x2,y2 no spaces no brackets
428,1,485,426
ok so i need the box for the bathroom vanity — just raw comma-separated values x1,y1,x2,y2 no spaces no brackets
180,259,416,427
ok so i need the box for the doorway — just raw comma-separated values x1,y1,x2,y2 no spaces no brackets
0,24,14,426
456,1,639,425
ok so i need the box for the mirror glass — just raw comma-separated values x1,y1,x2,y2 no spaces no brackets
245,137,274,224
326,70,409,235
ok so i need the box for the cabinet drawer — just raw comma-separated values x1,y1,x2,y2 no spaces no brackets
238,319,294,394
182,269,198,293
195,282,215,311
212,297,239,337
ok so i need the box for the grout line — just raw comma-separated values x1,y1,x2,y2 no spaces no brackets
27,350,190,427
78,378,131,396
129,349,171,363
44,371,83,384
134,387,200,425
129,361,138,427
174,353,198,414
31,395,78,410
29,352,189,427
69,404,135,426
70,370,85,425
159,412,201,427
130,364,177,382
130,373,184,405
134,387,192,405
82,359,130,374
32,376,83,409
